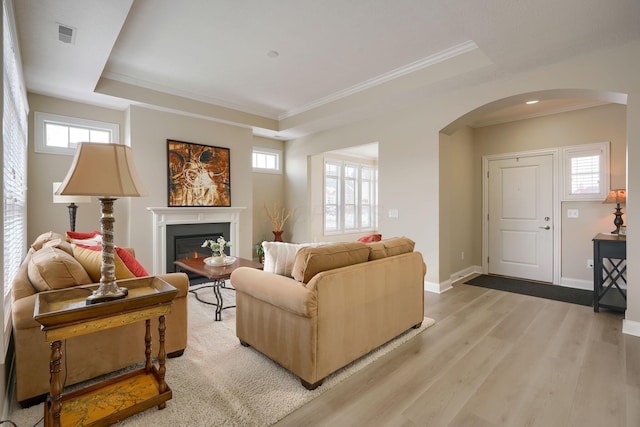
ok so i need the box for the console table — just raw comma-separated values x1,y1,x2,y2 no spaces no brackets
592,233,626,312
33,277,178,427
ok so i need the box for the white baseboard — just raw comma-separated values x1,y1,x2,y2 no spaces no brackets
424,280,447,294
424,265,482,294
623,319,640,337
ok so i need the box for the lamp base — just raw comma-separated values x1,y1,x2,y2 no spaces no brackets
85,287,129,305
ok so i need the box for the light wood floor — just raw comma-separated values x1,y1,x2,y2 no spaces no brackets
274,279,640,427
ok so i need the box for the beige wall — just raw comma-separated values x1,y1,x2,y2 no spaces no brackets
26,94,126,244
126,106,254,269
252,136,285,250
21,42,640,331
285,40,640,330
439,126,479,283
470,103,627,284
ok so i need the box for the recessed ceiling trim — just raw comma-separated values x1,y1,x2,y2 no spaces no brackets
100,70,281,119
279,40,479,120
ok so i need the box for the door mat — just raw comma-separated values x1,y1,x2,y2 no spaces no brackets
465,274,593,307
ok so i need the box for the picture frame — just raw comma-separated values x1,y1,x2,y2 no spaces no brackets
167,139,231,207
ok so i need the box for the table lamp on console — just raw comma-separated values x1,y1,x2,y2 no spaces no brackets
603,188,626,234
56,142,147,304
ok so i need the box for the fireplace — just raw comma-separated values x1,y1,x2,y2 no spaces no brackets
166,222,231,274
147,206,245,275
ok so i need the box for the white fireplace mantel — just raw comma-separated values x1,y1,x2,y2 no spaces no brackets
147,206,246,274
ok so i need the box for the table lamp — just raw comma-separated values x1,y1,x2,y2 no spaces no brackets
603,189,626,234
52,182,91,232
56,142,147,304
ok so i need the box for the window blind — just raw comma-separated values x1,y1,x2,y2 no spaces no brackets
570,155,599,194
3,3,28,305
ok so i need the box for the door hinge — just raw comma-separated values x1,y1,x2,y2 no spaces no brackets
487,256,489,264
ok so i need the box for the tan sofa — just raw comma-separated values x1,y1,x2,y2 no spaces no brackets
230,237,425,389
11,232,189,406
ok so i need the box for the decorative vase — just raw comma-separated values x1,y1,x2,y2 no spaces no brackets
210,252,226,265
272,230,284,242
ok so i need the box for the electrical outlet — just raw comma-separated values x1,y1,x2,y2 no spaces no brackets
460,251,465,260
587,259,594,269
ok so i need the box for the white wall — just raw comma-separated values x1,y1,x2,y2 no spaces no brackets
285,41,640,329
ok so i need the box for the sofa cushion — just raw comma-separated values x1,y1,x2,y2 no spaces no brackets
30,231,65,251
366,241,388,260
366,237,415,260
292,242,370,284
383,237,415,256
73,245,136,282
27,247,92,292
262,242,304,277
43,238,74,256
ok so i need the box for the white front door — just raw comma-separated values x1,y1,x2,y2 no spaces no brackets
488,154,554,282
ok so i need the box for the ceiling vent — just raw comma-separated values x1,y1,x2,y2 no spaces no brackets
58,24,75,44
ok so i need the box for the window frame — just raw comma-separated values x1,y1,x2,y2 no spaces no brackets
561,142,610,201
323,157,378,235
34,111,120,155
252,147,282,174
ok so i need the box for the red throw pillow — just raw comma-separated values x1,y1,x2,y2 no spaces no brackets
66,230,102,240
66,230,103,245
357,234,382,243
115,247,149,277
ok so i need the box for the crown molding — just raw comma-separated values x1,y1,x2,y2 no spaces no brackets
279,40,479,120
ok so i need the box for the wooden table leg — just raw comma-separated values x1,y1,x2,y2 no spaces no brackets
145,318,152,371
49,340,63,427
157,314,167,409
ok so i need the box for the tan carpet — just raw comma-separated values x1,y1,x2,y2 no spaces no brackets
10,284,435,426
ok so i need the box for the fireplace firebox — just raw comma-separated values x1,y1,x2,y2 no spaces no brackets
166,222,230,276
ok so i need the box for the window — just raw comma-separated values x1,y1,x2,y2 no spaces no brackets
562,142,610,201
252,148,282,173
3,0,28,359
34,112,119,155
324,158,377,234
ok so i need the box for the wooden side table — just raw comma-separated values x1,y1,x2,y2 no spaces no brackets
592,233,626,312
174,256,263,321
33,277,178,427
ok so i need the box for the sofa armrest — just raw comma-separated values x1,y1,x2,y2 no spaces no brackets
231,267,316,318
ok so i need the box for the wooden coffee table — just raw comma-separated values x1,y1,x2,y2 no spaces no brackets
174,257,262,321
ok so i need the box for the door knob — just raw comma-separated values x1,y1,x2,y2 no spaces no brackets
539,226,551,230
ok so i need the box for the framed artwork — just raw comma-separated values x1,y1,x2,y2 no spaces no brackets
167,139,231,207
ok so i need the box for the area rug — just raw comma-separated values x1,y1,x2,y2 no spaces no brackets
10,284,435,427
465,274,593,307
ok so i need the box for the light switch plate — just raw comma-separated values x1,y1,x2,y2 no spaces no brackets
567,209,579,218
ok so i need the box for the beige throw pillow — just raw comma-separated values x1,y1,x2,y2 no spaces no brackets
382,236,415,256
292,242,370,284
28,246,92,292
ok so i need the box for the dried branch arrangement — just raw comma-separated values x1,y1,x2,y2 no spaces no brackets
264,202,295,231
